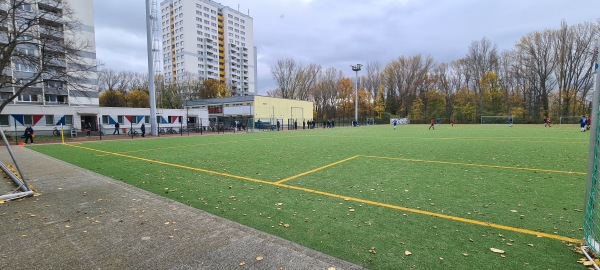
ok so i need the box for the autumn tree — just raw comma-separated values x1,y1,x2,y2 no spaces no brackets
126,89,149,108
200,78,231,99
99,90,126,107
373,85,385,119
336,77,354,119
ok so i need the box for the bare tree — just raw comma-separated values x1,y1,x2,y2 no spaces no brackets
270,58,302,99
515,30,556,117
363,61,383,96
464,37,500,114
296,63,320,101
554,21,598,116
0,0,96,112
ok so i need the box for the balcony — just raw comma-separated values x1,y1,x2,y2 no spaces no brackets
40,27,64,39
47,58,67,68
38,0,63,10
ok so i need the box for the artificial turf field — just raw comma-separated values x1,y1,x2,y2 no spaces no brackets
31,124,590,269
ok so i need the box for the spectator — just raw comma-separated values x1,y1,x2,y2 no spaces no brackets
23,125,34,144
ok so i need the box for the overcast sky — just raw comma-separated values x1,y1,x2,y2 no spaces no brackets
93,0,600,95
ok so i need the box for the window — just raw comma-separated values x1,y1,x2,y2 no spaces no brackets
144,116,150,124
117,115,124,124
15,63,35,72
16,47,37,56
0,92,12,100
0,115,8,126
23,115,33,125
65,115,73,125
21,3,31,11
45,115,54,125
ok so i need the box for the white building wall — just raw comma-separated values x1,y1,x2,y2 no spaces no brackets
65,0,99,105
0,105,208,134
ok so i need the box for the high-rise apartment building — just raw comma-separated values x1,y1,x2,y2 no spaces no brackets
160,0,256,96
0,0,98,106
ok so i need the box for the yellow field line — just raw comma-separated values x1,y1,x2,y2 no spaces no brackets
361,155,586,175
276,183,581,244
66,144,273,185
64,144,582,244
96,136,302,156
275,155,360,184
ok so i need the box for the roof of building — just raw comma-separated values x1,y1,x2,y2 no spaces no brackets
185,96,257,106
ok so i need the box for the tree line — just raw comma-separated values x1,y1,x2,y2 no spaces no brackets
269,20,600,124
98,71,231,108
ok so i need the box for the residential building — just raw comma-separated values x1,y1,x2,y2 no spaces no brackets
0,0,99,107
160,0,257,96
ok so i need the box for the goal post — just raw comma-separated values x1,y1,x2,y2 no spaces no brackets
481,116,511,125
559,116,582,125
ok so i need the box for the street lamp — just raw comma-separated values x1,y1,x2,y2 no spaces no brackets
351,64,362,126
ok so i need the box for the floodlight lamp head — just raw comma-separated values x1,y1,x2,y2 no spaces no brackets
351,64,362,72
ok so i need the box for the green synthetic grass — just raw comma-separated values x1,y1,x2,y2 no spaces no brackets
30,124,589,269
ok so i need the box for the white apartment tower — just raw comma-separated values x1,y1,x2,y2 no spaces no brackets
0,0,98,106
160,0,256,96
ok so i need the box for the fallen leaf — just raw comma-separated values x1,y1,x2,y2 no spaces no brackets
405,250,412,256
256,256,264,261
500,254,506,258
511,210,518,213
462,253,469,256
328,268,336,270
349,209,355,212
283,224,290,228
239,261,245,266
490,248,505,254
583,261,594,266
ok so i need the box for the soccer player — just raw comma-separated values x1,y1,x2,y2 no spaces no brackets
581,116,587,132
429,118,435,130
451,117,455,127
587,116,592,131
509,116,513,127
544,117,551,127
392,118,398,130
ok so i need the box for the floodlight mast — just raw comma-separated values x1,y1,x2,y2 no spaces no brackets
351,64,363,125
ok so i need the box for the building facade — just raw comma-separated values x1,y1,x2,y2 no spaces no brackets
0,0,99,107
160,0,256,96
186,96,313,129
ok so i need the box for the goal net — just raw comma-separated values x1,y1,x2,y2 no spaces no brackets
390,118,410,125
559,116,582,125
481,116,511,124
583,42,600,265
